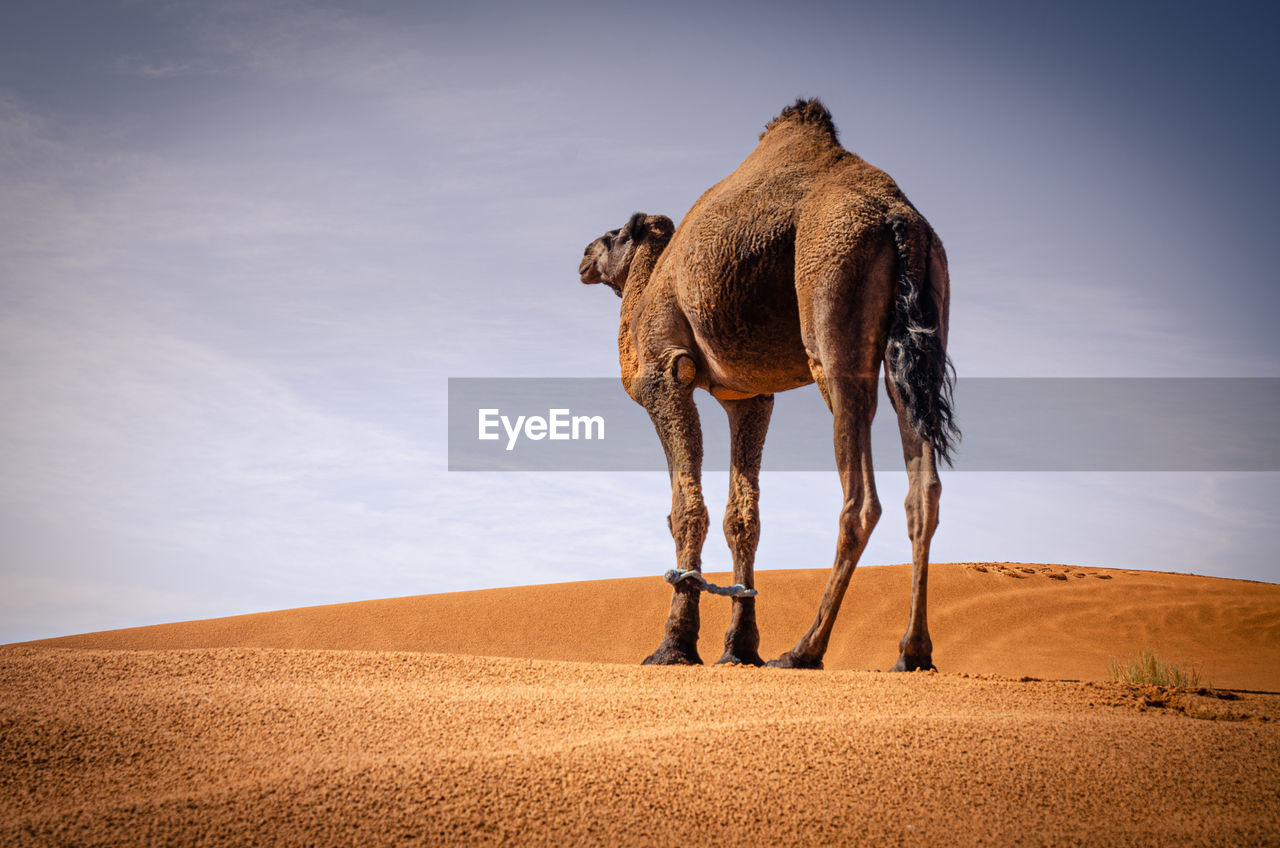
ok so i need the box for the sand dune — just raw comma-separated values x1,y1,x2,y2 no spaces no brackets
5,564,1279,845
2,648,1278,846
19,563,1280,690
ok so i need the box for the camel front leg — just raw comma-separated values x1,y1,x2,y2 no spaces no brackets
716,394,773,666
638,357,709,666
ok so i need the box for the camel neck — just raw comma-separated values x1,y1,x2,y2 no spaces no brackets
619,242,663,326
616,241,665,381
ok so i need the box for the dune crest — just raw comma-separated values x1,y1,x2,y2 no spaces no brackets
16,564,1280,690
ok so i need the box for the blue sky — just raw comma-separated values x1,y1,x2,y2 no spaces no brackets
1,0,1277,642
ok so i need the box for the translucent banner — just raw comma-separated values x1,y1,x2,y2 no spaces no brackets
447,378,1280,472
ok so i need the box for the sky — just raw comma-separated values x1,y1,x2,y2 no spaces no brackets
1,0,1277,643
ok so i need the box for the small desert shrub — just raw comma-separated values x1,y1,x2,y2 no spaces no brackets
1109,650,1201,687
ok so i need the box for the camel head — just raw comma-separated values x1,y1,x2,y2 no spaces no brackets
579,212,674,297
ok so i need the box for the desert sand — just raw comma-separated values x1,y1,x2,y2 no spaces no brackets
3,563,1279,845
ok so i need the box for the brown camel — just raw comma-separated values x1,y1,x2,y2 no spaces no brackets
578,99,958,670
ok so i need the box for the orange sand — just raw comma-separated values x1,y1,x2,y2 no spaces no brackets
3,563,1278,845
21,563,1280,690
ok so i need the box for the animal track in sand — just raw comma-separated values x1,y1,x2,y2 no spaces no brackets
1084,682,1271,723
963,563,1115,581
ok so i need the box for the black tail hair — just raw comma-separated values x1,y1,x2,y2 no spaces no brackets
885,212,960,466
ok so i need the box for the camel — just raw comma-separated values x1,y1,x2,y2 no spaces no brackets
577,99,958,670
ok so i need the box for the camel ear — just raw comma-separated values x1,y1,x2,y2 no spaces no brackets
648,215,674,238
623,212,648,243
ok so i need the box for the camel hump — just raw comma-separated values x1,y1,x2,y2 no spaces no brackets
760,98,839,142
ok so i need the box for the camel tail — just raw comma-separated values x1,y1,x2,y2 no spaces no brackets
885,210,960,466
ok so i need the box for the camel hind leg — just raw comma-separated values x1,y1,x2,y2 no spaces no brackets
767,231,893,669
715,394,773,666
886,370,940,671
767,365,881,668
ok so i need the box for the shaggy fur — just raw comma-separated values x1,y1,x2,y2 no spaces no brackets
761,97,840,142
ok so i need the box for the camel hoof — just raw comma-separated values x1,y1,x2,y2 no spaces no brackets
715,650,764,667
642,643,702,666
764,651,823,670
890,654,936,672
